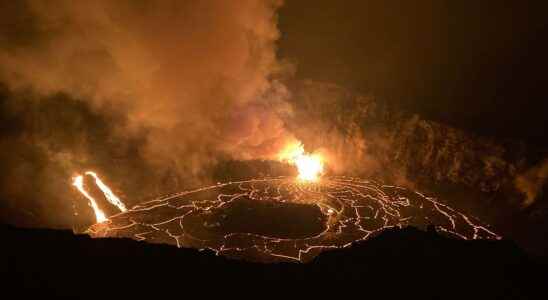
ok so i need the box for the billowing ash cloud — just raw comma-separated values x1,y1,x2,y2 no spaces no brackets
0,0,293,169
0,0,297,227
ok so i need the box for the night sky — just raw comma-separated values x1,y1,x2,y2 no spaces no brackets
278,0,548,146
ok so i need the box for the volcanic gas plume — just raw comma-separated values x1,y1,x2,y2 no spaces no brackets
0,0,306,228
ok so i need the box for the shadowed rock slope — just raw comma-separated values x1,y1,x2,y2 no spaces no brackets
3,224,545,298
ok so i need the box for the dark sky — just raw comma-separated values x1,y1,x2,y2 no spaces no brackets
278,0,548,146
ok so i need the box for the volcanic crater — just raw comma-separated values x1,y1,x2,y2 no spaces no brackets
87,177,500,263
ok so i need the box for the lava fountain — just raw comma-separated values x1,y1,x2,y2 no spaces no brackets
278,141,324,182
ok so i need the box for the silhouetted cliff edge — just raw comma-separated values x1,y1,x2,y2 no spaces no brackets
3,224,545,298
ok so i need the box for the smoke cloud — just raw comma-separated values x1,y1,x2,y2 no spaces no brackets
515,158,548,207
284,81,393,179
0,0,293,166
0,0,298,227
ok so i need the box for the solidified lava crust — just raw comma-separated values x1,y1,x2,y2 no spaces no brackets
88,177,501,262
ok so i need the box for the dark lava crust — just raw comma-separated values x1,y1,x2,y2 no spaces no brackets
183,198,326,240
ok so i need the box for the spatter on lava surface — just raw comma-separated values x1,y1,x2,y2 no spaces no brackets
87,177,501,262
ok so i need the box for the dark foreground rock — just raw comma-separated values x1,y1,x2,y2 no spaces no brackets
2,224,545,298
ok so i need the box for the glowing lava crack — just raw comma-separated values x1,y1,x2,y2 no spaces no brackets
86,177,501,263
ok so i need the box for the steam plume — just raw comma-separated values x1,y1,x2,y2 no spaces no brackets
0,0,294,227
0,0,291,169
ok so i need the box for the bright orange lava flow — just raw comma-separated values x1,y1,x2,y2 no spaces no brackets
72,175,107,223
279,141,324,182
72,171,127,223
85,171,127,212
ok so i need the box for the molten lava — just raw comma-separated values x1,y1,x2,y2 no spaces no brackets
85,171,127,212
72,171,127,223
72,175,107,223
279,141,324,182
88,177,501,263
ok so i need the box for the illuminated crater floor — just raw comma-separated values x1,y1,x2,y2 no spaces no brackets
88,177,501,262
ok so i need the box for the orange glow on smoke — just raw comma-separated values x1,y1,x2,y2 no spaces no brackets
279,141,324,182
